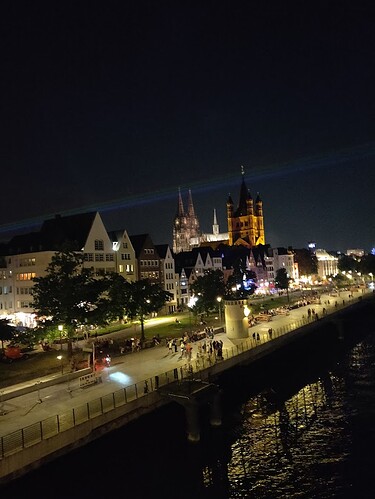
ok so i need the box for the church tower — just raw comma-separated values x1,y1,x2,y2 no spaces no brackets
226,167,266,247
173,188,201,253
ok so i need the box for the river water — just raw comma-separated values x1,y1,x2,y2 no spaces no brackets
2,324,375,498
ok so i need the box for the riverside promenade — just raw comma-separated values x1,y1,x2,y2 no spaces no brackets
0,287,373,484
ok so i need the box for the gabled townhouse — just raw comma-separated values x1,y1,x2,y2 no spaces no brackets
0,212,115,326
264,247,297,284
218,243,271,293
174,247,223,308
155,244,177,313
129,234,162,285
248,250,268,285
108,229,137,282
174,266,191,309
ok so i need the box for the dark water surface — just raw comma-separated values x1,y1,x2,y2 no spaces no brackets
2,326,375,498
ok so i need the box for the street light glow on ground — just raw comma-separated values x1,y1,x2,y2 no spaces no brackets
108,371,134,385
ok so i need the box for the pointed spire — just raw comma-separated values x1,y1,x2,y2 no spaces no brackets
177,187,184,216
238,173,248,215
213,208,219,235
187,189,195,216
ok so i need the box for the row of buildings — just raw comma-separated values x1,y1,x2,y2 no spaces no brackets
0,173,338,328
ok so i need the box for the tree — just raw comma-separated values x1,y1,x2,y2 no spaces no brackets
31,250,109,357
0,319,15,352
93,272,130,323
225,257,257,298
292,248,318,276
190,269,226,315
123,279,173,343
338,254,358,273
358,254,375,275
274,268,292,304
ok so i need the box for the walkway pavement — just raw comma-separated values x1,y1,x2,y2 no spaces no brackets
0,287,369,438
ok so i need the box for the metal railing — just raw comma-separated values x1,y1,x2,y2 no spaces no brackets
0,295,364,460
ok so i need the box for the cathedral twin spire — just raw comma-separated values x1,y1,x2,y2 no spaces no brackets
173,168,266,253
173,188,200,253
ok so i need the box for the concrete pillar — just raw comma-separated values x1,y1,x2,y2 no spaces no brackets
210,390,223,427
334,318,345,340
185,400,200,442
225,299,249,339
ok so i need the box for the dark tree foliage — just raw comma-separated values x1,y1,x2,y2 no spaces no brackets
338,254,359,272
31,250,109,356
123,279,173,342
292,248,318,276
94,272,130,323
358,254,375,275
275,268,292,304
225,258,257,298
0,319,15,352
190,269,226,315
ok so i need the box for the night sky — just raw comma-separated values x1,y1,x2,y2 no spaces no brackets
1,1,375,253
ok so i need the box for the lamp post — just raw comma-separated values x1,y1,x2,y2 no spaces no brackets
57,355,63,375
92,342,96,372
58,325,63,351
217,296,222,324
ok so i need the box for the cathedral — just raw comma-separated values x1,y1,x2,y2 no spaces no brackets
172,188,201,253
173,170,266,253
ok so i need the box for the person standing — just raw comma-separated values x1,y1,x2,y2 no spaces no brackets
179,341,185,359
168,339,173,353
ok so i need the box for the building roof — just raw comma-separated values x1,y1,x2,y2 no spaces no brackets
174,246,222,274
234,175,252,218
129,234,153,257
4,212,98,255
40,212,97,250
155,244,170,259
107,229,126,243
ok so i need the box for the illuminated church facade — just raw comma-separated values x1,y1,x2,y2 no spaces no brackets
173,170,266,253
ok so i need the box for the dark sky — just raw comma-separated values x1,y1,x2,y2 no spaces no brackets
1,1,375,253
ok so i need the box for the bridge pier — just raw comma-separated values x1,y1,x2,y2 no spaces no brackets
185,399,201,442
158,379,222,442
209,389,223,427
332,317,345,340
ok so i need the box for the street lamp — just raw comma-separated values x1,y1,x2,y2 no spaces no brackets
243,305,251,319
57,355,63,375
188,295,198,330
217,296,222,324
58,325,63,351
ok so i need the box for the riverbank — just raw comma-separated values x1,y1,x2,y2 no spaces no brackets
0,289,373,484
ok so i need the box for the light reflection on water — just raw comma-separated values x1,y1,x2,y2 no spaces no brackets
213,331,375,498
